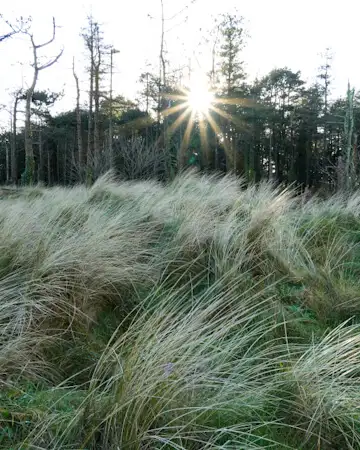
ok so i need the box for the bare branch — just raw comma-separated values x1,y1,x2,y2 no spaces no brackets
0,15,31,42
0,30,16,42
35,17,56,49
38,48,64,71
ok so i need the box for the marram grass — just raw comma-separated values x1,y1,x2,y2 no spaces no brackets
1,172,360,449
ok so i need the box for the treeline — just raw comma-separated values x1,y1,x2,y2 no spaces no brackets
0,11,359,191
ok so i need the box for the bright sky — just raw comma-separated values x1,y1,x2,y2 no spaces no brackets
0,0,358,128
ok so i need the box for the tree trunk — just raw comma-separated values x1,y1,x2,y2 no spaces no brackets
94,61,100,173
157,0,165,126
24,67,38,184
11,96,19,184
38,127,44,182
5,139,10,184
56,143,61,183
63,139,67,185
47,148,51,186
87,29,94,183
73,58,84,179
268,131,272,180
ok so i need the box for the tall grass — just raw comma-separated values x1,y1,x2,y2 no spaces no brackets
1,171,360,449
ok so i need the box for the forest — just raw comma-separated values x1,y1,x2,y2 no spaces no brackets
0,10,358,191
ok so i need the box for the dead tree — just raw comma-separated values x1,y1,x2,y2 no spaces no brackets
93,24,102,173
22,17,63,184
82,16,96,183
72,57,84,177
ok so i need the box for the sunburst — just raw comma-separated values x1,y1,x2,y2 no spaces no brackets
161,71,251,167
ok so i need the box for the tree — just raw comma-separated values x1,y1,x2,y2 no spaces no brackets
219,12,246,94
217,11,246,172
82,16,109,181
344,83,356,191
21,17,63,184
82,16,95,182
93,23,103,172
295,84,323,188
109,48,120,167
72,57,84,177
256,68,305,183
318,48,332,156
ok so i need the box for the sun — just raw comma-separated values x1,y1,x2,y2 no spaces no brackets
161,72,249,167
186,75,214,115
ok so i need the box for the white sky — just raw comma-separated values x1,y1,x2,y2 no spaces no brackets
0,0,358,128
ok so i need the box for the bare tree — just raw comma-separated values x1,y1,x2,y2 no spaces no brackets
22,17,63,184
72,57,84,178
82,16,96,183
83,17,110,182
93,24,102,172
318,48,332,156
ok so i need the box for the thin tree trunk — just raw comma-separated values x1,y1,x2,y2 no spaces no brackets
93,22,101,174
72,58,84,178
57,142,61,183
157,0,165,126
38,127,44,182
268,132,272,180
109,50,114,168
25,63,38,184
11,95,19,184
63,139,67,185
47,148,51,186
94,62,100,173
5,139,10,183
87,22,94,182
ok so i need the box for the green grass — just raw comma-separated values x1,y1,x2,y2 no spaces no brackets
2,171,360,448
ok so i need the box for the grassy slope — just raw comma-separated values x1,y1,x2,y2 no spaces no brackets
1,172,360,449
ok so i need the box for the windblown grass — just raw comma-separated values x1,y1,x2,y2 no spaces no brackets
1,171,360,449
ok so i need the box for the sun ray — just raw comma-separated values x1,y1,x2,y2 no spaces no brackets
218,97,255,107
211,105,237,123
210,104,250,131
165,93,189,103
166,106,192,137
178,109,196,168
198,115,209,166
182,110,196,148
162,102,189,118
204,111,233,162
204,111,224,139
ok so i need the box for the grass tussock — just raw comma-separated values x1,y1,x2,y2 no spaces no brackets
1,171,360,449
